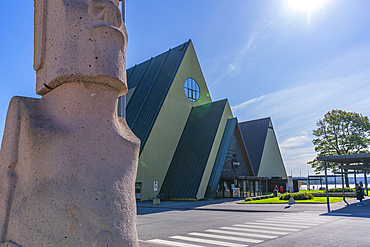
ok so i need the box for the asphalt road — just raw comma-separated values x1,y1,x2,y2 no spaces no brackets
137,199,370,247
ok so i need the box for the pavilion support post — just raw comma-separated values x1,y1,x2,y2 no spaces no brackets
324,161,330,213
308,175,310,191
334,175,337,188
354,171,357,185
365,172,369,196
341,164,348,205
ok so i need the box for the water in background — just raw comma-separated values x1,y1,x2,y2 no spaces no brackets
300,184,357,190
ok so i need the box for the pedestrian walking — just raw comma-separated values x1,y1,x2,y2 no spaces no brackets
279,186,284,193
274,185,278,196
359,181,365,197
356,183,364,206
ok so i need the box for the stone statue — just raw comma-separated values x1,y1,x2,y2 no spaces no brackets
0,0,140,246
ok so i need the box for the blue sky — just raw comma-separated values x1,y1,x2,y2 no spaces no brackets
1,0,370,177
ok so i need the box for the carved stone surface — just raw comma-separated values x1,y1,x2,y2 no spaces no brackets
34,0,128,97
0,0,140,246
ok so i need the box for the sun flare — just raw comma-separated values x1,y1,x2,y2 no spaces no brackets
289,0,327,11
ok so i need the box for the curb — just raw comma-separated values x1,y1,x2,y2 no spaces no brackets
136,205,323,213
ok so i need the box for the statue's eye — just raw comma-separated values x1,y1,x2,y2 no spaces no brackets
88,0,122,28
89,3,107,20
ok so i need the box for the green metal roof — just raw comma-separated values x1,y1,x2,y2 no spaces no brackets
160,100,228,199
205,118,255,198
126,41,191,152
204,118,236,198
239,117,270,175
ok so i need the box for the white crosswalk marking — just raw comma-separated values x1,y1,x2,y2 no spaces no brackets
170,235,248,247
142,213,335,247
188,232,264,243
259,219,319,226
205,229,278,239
256,220,316,227
221,226,291,235
282,214,332,220
146,239,205,247
246,221,311,228
233,224,301,232
272,217,329,223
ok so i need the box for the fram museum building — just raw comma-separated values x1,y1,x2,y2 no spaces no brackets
119,40,287,201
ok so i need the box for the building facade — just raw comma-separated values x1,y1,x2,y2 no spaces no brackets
121,40,287,201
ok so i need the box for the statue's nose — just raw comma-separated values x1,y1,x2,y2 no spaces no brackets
88,0,122,28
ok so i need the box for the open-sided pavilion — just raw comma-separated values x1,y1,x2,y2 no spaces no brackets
317,153,370,212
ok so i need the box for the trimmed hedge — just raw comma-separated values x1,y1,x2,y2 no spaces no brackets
279,192,314,200
327,187,355,192
244,195,273,201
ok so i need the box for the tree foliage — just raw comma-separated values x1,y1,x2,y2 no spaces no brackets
308,109,370,173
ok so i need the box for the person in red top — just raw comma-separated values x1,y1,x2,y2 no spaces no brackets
279,186,284,193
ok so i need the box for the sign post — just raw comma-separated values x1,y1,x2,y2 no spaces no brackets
288,176,295,205
153,181,160,205
153,181,158,196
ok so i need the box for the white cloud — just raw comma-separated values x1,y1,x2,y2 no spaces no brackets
279,135,310,149
231,95,267,112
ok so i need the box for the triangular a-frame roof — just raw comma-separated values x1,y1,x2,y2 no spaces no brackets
125,40,191,152
160,100,228,199
239,117,270,175
205,117,254,198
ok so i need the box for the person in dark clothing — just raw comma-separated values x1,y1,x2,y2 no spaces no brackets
356,183,364,206
274,185,278,196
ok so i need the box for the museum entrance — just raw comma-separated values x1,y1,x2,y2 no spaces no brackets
216,177,262,198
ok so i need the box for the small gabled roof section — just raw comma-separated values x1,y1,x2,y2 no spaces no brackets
126,40,191,152
239,117,270,175
205,117,254,198
160,100,228,199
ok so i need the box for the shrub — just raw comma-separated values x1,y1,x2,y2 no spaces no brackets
327,187,355,192
279,192,314,200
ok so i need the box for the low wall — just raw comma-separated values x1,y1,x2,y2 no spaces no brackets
310,192,356,197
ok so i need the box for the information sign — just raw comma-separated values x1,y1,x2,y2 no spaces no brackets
153,181,158,192
233,188,240,198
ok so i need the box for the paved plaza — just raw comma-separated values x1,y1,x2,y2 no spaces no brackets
137,197,370,246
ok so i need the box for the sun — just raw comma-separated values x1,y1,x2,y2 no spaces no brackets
289,0,328,11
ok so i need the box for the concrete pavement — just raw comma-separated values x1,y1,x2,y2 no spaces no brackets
137,196,370,246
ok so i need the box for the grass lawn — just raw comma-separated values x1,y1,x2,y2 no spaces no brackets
241,196,352,204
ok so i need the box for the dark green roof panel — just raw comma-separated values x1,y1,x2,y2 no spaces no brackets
205,118,256,198
127,59,151,89
204,118,237,198
239,117,270,175
126,66,135,86
126,41,191,152
160,100,227,199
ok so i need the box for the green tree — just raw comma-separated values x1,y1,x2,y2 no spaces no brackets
308,110,370,186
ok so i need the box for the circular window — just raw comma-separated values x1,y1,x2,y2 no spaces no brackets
184,78,200,101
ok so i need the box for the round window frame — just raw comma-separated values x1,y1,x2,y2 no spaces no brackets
184,78,200,102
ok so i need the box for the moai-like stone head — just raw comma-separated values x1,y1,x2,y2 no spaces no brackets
34,0,127,96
